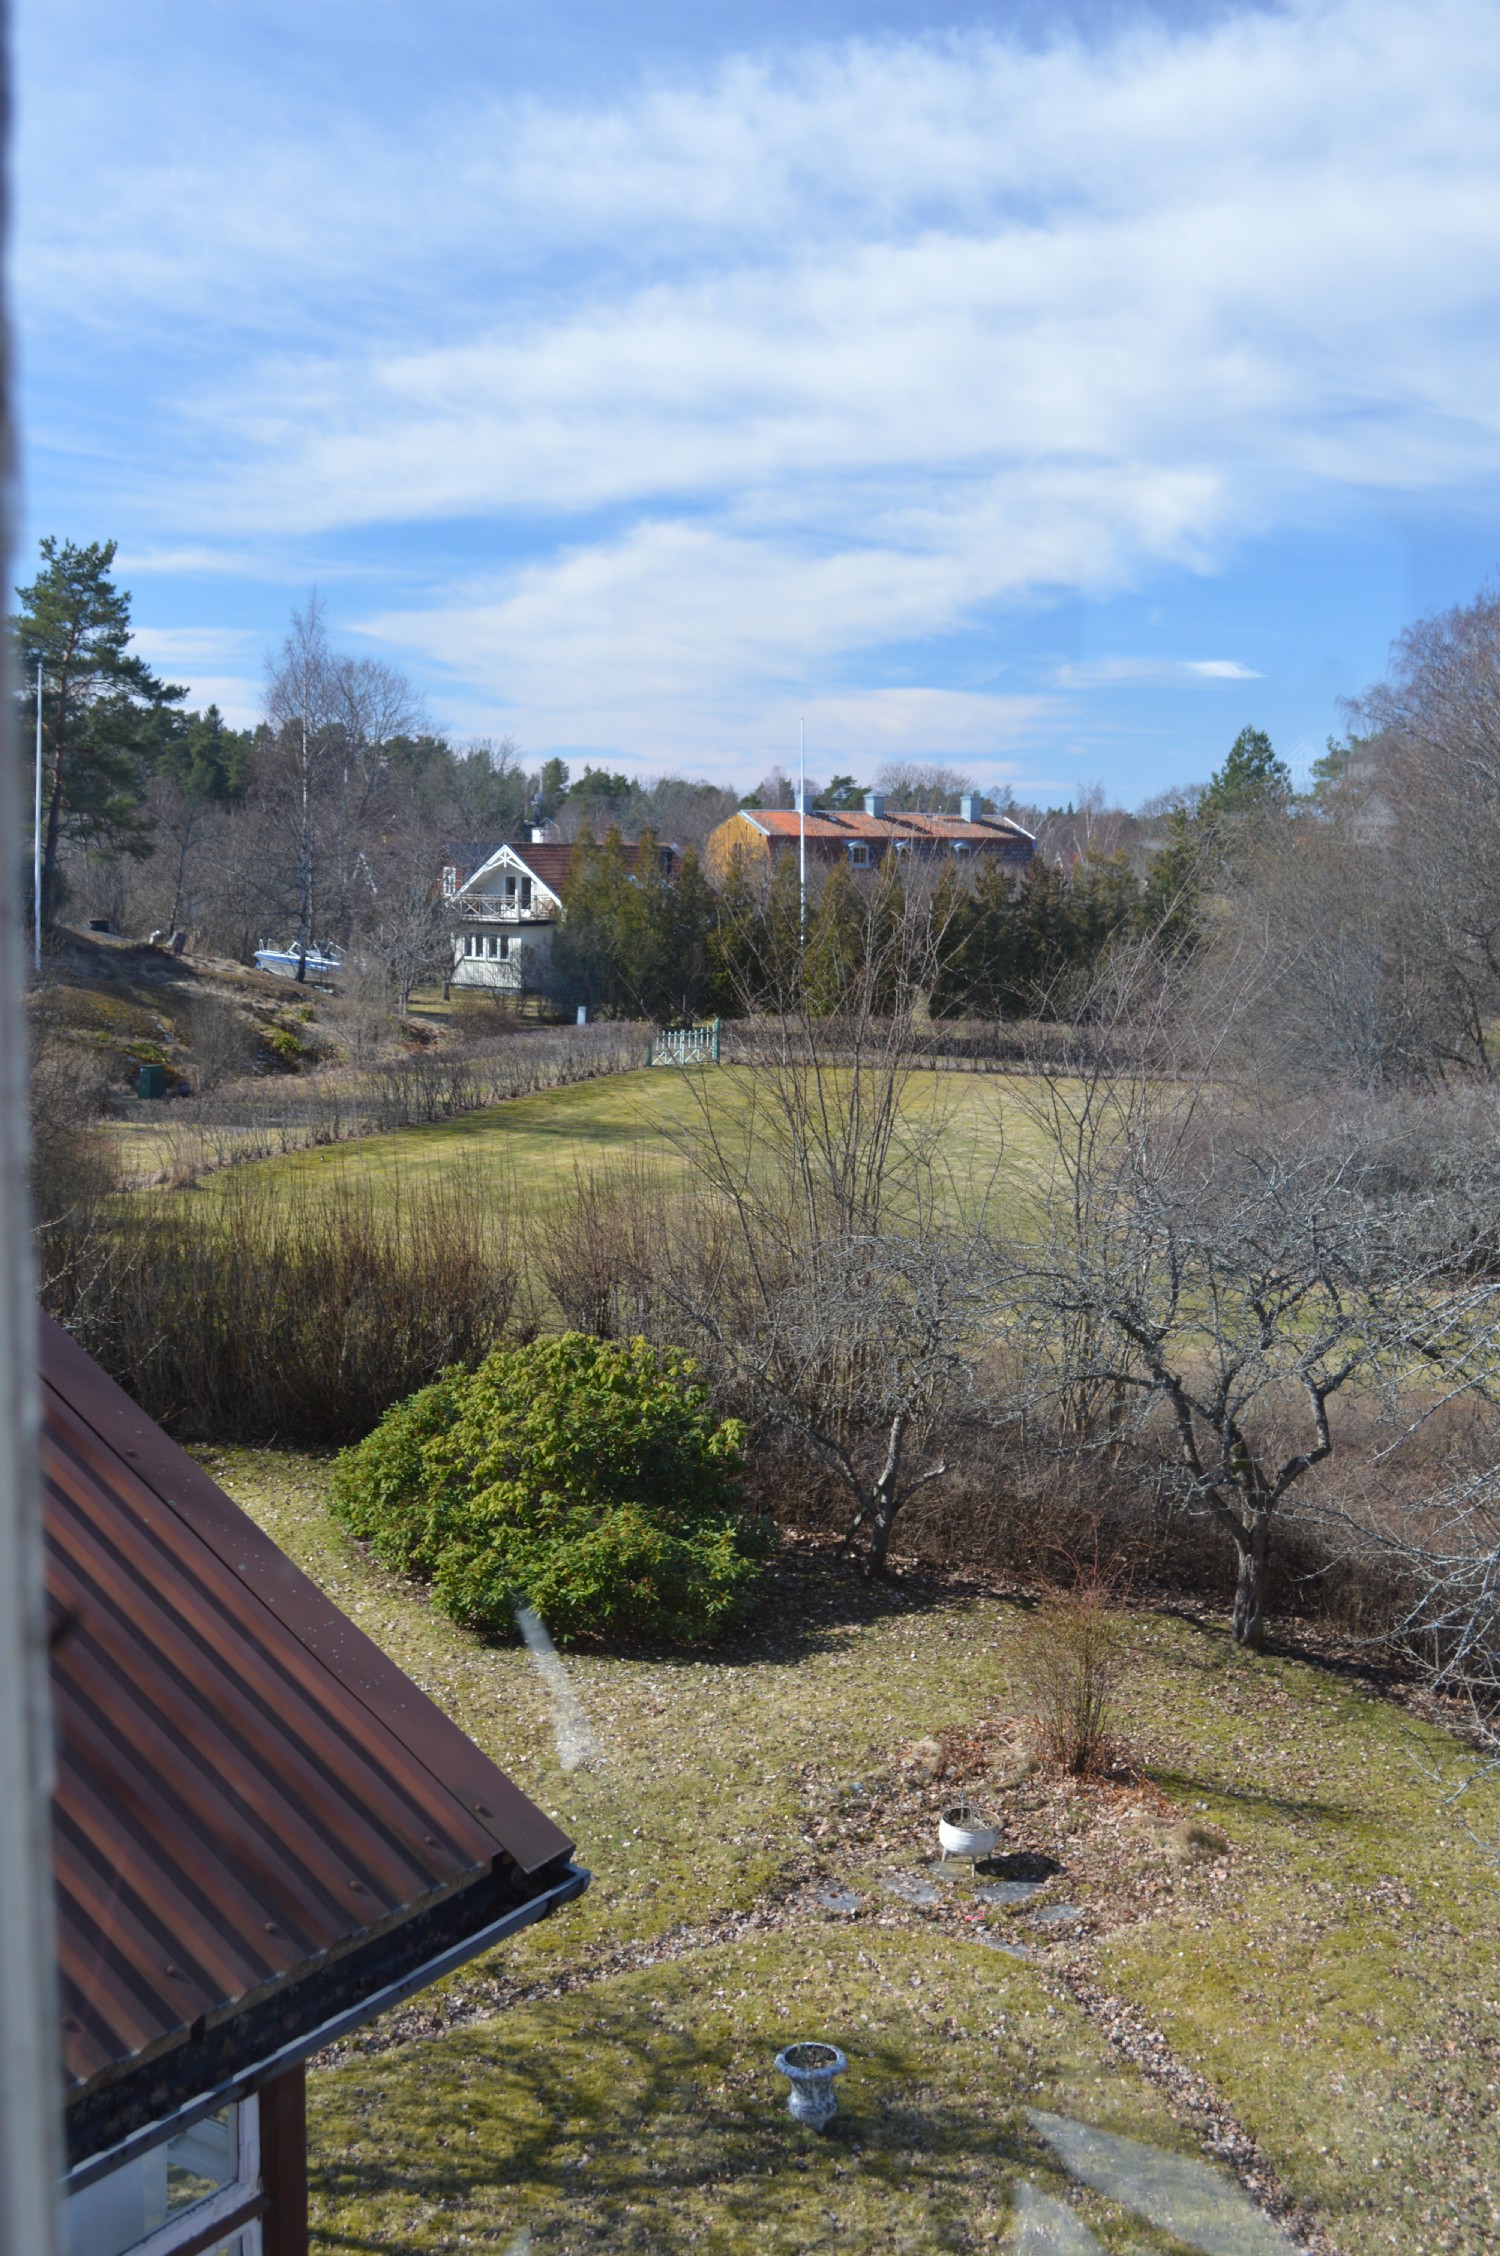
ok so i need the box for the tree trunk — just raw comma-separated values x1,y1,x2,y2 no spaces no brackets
864,1479,899,1576
861,1413,907,1576
1232,1516,1270,1650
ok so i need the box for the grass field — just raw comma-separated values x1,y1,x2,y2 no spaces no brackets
171,1062,1045,1224
212,1446,1500,2255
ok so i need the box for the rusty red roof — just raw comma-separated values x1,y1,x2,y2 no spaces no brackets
738,808,1033,848
43,1317,578,2146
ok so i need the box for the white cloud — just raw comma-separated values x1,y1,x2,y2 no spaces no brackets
129,626,258,669
19,0,1500,753
1057,656,1264,687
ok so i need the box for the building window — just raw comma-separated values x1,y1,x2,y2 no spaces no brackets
441,866,457,897
505,874,516,899
499,935,510,959
65,2097,260,2256
847,843,869,866
952,842,971,857
520,878,532,909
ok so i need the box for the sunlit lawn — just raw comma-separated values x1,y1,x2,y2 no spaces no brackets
156,1063,1052,1229
213,1446,1500,2255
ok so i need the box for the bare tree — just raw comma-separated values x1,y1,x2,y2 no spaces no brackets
349,851,451,1018
999,950,1500,1649
263,596,338,982
327,654,420,937
874,760,972,812
654,865,993,1571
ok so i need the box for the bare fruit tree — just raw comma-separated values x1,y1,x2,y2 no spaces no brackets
1000,951,1500,1649
656,863,994,1573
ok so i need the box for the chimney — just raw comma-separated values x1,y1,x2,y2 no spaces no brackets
793,785,810,814
959,792,982,822
864,790,885,818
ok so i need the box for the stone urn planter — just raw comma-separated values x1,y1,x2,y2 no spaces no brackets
938,1801,997,1864
774,2042,847,2131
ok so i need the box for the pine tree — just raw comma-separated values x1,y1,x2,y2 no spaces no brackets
13,537,184,925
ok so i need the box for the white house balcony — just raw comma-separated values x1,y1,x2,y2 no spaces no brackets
453,895,553,922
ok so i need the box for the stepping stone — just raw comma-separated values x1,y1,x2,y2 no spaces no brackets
974,1880,1043,1906
881,1872,942,1906
976,1932,1032,1960
980,1852,1064,1882
1028,2110,1297,2252
1030,1903,1083,1928
815,1888,862,1913
1008,2182,1104,2252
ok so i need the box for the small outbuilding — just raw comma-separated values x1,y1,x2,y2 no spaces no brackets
43,1315,588,2256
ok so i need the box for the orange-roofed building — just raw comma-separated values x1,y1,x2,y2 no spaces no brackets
704,791,1034,886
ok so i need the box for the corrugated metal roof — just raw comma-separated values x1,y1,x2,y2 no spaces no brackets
42,1317,574,2101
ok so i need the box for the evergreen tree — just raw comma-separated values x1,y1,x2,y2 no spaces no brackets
1136,809,1205,957
804,858,865,1016
1068,850,1138,968
13,537,184,924
1201,726,1292,820
149,703,255,803
657,848,724,1022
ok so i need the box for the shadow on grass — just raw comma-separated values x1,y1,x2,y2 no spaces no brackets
309,2008,1057,2251
1148,1765,1357,1827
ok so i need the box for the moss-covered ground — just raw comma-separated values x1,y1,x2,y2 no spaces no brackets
212,1447,1500,2254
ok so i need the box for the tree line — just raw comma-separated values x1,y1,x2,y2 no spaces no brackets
22,534,1500,1082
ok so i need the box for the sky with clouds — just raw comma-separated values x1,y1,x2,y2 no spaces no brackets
15,0,1500,804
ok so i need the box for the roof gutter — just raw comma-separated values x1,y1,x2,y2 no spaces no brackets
65,1861,590,2194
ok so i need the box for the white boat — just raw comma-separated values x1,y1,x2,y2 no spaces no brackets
253,941,344,981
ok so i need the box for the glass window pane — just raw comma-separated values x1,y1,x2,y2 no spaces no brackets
165,2107,237,2216
65,2104,247,2256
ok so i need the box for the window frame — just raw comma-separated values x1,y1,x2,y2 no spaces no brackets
66,2098,262,2256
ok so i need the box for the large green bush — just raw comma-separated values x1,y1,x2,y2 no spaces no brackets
331,1333,770,1645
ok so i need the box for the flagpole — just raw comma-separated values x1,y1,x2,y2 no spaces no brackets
33,662,42,972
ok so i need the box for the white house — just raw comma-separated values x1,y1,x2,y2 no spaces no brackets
443,842,570,993
442,838,678,995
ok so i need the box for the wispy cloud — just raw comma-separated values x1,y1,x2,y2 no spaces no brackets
18,0,1500,769
1056,657,1264,688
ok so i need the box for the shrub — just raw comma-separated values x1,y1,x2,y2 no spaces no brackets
1012,1578,1128,1777
332,1333,771,1645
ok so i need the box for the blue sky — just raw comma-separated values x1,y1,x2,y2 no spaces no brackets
16,0,1500,806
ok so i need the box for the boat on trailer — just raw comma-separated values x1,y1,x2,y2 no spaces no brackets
253,940,344,982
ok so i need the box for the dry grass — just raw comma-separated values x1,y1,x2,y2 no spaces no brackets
212,1445,1500,2254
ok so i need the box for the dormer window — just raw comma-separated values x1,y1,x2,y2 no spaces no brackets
952,842,971,857
847,843,869,866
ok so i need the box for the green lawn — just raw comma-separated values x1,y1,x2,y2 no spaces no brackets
170,1062,1049,1230
210,1446,1500,2255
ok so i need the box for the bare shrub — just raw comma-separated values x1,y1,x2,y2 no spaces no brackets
523,1160,669,1337
178,992,257,1092
44,1157,520,1442
29,1033,117,1302
1012,1577,1128,1778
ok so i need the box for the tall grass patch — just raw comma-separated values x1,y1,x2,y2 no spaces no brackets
47,1157,521,1441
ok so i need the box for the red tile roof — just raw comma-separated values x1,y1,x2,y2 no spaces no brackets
738,809,1033,847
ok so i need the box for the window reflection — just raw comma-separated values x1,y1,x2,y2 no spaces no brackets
64,2101,253,2256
